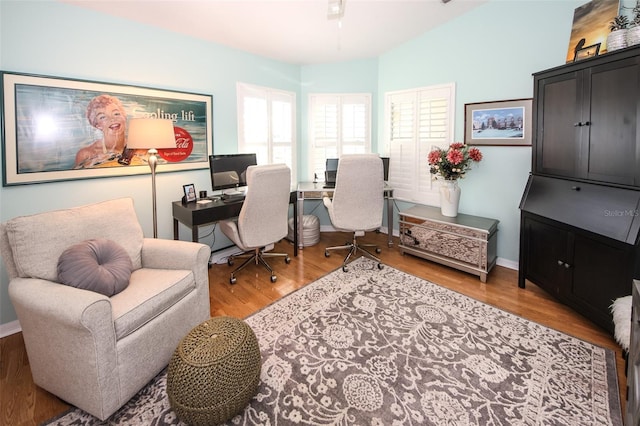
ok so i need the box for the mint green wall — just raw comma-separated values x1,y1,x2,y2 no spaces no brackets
378,0,584,267
0,0,588,327
0,0,301,327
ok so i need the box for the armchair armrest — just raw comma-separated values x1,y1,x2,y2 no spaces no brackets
9,277,111,326
140,239,210,313
8,277,119,414
140,238,208,270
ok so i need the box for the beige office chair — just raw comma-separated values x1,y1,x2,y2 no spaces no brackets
323,154,384,272
219,164,292,284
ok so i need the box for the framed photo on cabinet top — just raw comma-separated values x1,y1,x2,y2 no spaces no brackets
574,43,601,62
464,98,532,147
1,71,213,186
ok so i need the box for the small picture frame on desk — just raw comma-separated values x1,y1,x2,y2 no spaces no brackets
182,183,196,203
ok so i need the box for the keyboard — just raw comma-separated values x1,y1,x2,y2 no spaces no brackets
223,189,245,196
221,193,245,203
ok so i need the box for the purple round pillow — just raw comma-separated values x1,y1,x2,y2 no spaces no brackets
57,238,133,296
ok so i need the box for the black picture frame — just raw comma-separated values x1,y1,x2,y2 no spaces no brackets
574,43,601,62
464,98,532,146
1,71,213,186
183,183,196,203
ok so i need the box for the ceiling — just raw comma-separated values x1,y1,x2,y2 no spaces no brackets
61,0,487,65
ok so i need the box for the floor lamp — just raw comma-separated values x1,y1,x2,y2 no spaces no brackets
126,118,176,238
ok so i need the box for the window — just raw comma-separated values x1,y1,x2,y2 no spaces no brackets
237,83,296,182
308,93,371,181
383,83,455,205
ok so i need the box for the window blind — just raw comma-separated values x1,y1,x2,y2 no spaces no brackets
237,82,296,183
308,93,371,181
384,83,455,205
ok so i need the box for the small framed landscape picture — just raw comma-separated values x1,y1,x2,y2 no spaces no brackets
464,98,532,146
183,183,196,203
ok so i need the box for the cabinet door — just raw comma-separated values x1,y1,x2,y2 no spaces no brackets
571,234,634,327
522,216,573,296
535,72,584,178
585,56,640,186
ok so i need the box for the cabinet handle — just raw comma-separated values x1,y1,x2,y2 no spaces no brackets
583,121,591,126
571,186,581,191
564,263,571,269
574,122,583,127
557,260,564,266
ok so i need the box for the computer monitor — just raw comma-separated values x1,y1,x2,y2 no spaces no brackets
326,158,339,172
324,158,339,187
325,156,389,183
208,153,257,192
381,157,390,181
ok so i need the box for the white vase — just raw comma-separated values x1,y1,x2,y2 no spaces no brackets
439,180,461,218
627,26,640,47
607,29,628,52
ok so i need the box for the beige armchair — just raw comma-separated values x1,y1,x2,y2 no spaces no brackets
0,198,210,420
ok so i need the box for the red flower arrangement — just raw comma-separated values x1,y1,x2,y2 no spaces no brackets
427,142,483,181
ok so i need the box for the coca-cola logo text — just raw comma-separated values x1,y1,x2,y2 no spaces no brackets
158,126,193,162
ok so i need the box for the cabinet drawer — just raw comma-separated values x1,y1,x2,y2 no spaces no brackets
521,175,640,243
400,220,487,268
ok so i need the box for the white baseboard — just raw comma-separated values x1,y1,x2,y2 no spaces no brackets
209,245,244,265
496,257,518,271
0,320,21,338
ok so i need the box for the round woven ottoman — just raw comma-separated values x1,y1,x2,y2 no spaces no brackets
167,316,261,426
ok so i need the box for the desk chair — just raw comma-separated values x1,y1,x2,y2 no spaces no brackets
219,164,291,284
323,154,384,272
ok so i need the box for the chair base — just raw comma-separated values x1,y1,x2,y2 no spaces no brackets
227,247,290,284
324,233,384,272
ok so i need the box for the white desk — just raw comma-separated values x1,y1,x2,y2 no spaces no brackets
296,182,394,250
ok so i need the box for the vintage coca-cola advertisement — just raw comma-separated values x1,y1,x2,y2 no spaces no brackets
1,71,212,185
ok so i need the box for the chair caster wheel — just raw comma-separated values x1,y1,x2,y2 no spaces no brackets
271,275,277,283
342,266,348,272
230,276,237,284
377,263,384,270
285,256,291,264
325,251,330,257
375,248,381,254
227,258,234,266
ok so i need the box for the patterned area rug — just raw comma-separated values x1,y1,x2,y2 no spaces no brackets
45,257,622,425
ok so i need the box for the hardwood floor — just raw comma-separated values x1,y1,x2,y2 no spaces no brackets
0,232,628,425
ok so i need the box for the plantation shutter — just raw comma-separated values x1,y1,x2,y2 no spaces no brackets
308,93,371,181
237,82,297,182
384,83,455,205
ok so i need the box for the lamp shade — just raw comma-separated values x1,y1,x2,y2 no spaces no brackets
127,118,176,150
